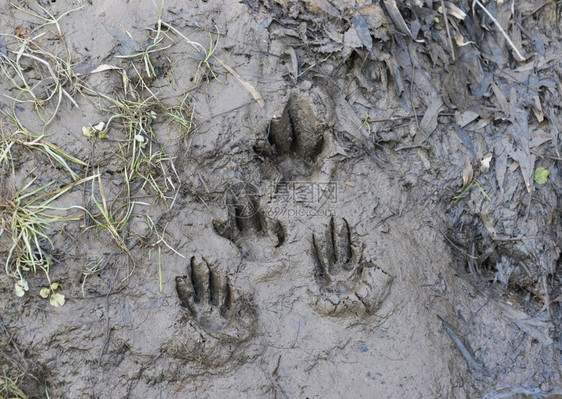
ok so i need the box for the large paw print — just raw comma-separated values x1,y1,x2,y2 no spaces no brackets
173,256,256,367
265,92,326,178
311,217,393,317
213,182,285,257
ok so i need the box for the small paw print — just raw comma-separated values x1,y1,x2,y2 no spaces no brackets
311,217,393,317
175,255,254,334
212,182,285,256
171,255,256,369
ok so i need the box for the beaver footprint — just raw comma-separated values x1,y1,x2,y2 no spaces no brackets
266,92,326,178
175,255,254,334
311,217,393,317
213,182,284,256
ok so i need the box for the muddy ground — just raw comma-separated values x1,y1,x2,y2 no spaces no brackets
0,0,561,398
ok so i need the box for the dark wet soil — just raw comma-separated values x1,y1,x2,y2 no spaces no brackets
0,1,560,398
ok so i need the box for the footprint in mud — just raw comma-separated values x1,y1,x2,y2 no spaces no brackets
175,256,237,332
173,255,255,366
260,90,329,179
310,217,393,317
212,182,285,257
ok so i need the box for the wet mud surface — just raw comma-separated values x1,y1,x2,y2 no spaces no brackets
0,0,560,398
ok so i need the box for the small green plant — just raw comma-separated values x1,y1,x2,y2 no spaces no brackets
115,0,170,80
79,258,104,298
10,1,83,38
0,373,29,399
453,179,491,202
75,173,140,279
82,83,184,207
165,93,196,138
359,113,372,134
2,171,96,304
162,22,221,86
4,113,88,180
39,281,65,307
1,2,83,128
534,167,550,184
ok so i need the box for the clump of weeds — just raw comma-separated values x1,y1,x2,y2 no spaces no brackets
0,168,96,305
1,1,84,128
0,0,222,303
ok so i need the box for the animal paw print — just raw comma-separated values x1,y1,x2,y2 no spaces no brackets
173,255,255,367
175,256,236,331
311,217,393,317
213,182,285,256
265,92,326,178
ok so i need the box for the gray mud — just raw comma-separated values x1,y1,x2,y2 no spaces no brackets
0,1,560,398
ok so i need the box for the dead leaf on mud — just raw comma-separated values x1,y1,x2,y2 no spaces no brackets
351,13,373,51
480,153,492,174
72,64,122,76
462,156,474,188
510,148,536,193
358,4,389,41
491,82,509,115
417,97,443,140
343,26,363,57
454,33,474,47
443,2,467,20
306,0,341,18
288,47,299,79
382,0,424,43
531,95,544,122
529,129,552,149
453,124,476,159
497,301,554,347
102,22,144,56
472,0,526,61
455,110,479,128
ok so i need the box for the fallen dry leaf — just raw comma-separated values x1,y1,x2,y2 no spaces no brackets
382,0,424,43
480,153,493,174
462,156,474,188
532,95,544,122
444,2,467,20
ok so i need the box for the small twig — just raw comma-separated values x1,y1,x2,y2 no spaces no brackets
473,0,526,61
212,55,265,107
438,315,490,375
438,228,478,260
394,143,430,151
440,0,456,61
521,0,553,21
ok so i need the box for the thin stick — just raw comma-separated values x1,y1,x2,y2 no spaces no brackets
212,55,265,107
473,0,526,61
440,0,456,61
